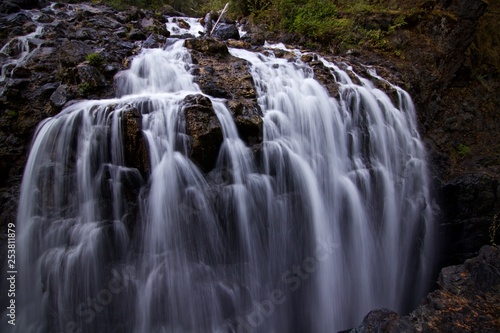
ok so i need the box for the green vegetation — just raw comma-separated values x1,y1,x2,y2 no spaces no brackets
456,143,471,158
78,82,93,95
85,52,104,67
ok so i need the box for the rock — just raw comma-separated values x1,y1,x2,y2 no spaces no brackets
348,308,413,333
234,114,263,146
177,18,190,30
76,64,107,91
212,23,240,40
0,2,20,14
185,38,229,55
226,39,251,49
59,40,93,67
407,245,500,332
128,29,147,41
50,84,68,107
142,34,166,49
122,106,149,177
440,174,499,263
351,246,500,333
182,94,223,172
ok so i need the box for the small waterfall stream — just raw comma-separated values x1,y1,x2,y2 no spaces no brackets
11,37,434,333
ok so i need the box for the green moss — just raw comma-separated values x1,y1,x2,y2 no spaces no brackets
85,53,103,68
456,143,471,158
78,82,93,95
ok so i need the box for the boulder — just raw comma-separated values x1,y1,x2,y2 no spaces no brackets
212,23,240,40
182,94,223,172
185,38,228,55
122,106,149,178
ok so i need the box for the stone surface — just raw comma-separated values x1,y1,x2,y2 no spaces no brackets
182,94,223,172
212,23,240,40
349,246,500,333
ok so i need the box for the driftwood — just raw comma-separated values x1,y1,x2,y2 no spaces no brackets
209,2,229,36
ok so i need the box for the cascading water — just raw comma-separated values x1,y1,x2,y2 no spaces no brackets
11,37,434,333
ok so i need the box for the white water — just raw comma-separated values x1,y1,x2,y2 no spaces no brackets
11,39,434,333
0,25,43,82
166,17,205,37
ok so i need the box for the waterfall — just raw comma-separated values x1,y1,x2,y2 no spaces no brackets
11,39,434,333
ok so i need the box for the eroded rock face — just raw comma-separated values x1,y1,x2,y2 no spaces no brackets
182,94,223,172
187,41,263,150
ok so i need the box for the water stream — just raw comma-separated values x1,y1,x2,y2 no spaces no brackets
11,36,434,333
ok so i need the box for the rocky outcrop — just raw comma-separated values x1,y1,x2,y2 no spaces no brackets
0,2,175,232
182,94,223,172
348,245,500,333
187,38,263,149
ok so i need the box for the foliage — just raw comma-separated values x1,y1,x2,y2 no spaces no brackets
288,0,338,41
85,52,103,67
456,143,471,158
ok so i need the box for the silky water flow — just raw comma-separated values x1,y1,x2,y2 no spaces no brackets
10,40,434,333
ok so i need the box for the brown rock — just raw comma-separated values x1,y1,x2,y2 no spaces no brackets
122,106,149,177
182,94,223,172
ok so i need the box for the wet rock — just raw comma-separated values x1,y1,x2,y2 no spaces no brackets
177,18,190,30
9,0,39,10
59,39,93,67
128,29,146,41
50,84,68,107
185,38,228,55
143,34,165,49
77,64,107,90
122,107,149,177
182,94,223,172
212,23,240,40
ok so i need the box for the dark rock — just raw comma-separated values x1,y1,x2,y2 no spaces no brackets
75,28,98,41
177,18,190,30
122,106,149,177
50,84,68,107
440,174,499,263
11,66,31,78
35,13,53,23
349,308,413,333
406,245,500,332
182,94,223,172
35,82,59,98
59,39,93,67
77,64,107,89
0,2,20,14
212,23,240,40
352,246,500,332
128,29,147,41
9,0,39,10
143,34,165,49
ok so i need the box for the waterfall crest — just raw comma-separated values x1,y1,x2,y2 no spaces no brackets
12,40,434,333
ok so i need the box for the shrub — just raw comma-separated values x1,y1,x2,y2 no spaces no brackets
85,52,103,67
